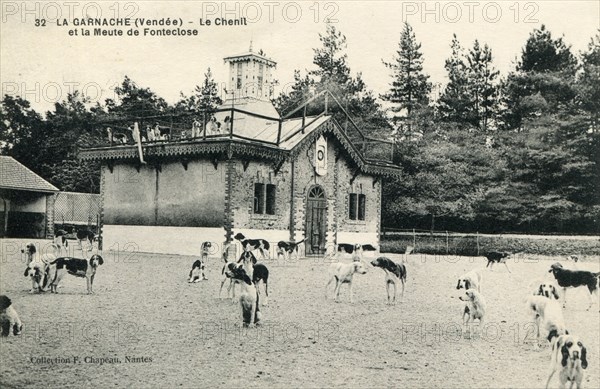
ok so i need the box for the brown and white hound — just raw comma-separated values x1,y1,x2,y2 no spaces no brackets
46,255,104,294
545,334,588,389
225,265,261,327
459,289,486,339
370,257,407,304
234,232,270,260
22,243,55,293
276,239,305,260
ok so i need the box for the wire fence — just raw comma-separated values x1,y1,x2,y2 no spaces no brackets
380,227,600,257
54,192,101,237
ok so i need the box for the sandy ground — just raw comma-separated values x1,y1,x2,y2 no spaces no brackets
1,247,599,389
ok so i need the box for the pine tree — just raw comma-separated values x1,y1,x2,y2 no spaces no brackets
273,70,314,116
275,23,387,137
381,22,431,129
438,35,472,125
178,68,223,113
467,40,499,130
579,30,600,131
518,24,577,74
502,25,578,130
309,24,355,95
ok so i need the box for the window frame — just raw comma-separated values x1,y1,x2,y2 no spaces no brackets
253,182,276,215
348,192,366,221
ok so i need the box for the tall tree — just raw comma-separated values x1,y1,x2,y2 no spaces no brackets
106,76,169,118
438,35,472,125
177,67,223,113
518,24,577,74
467,40,499,130
273,70,314,116
501,25,578,130
381,22,431,135
0,95,46,172
276,23,388,137
578,30,600,131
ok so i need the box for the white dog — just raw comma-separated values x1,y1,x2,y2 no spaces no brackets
526,295,568,349
459,289,486,339
325,261,368,303
545,334,588,389
457,269,483,292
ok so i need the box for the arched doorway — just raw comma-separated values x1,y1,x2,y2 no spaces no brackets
305,185,327,255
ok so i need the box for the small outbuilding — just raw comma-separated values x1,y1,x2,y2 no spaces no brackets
0,156,59,238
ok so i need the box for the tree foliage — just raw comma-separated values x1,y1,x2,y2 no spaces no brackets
381,22,431,137
1,25,598,233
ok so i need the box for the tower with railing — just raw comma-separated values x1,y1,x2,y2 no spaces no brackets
218,44,280,123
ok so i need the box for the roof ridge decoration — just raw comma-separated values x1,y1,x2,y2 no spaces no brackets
78,117,401,177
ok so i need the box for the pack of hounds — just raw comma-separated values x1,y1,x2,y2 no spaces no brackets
456,253,599,389
4,234,598,388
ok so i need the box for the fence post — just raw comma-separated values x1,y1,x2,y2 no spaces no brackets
446,231,449,254
476,231,480,256
412,228,416,248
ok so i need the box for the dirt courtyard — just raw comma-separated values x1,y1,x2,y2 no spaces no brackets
1,244,599,388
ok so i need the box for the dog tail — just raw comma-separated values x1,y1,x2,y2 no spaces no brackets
296,238,306,245
45,263,58,287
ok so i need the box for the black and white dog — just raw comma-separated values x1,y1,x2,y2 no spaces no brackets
220,256,241,301
545,334,588,389
54,229,69,255
225,265,261,327
276,239,305,260
0,295,23,337
188,242,212,282
234,232,270,260
22,243,55,293
188,260,207,283
549,262,600,311
370,257,407,304
336,243,377,261
76,229,96,253
485,251,512,273
46,255,104,294
238,251,269,306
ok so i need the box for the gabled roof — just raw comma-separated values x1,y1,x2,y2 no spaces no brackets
0,156,59,193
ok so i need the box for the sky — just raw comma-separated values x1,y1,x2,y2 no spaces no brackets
1,1,599,113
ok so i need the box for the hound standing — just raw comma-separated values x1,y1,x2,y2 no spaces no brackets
545,334,588,389
548,262,600,311
459,289,486,339
370,257,407,304
325,261,368,303
225,266,261,327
